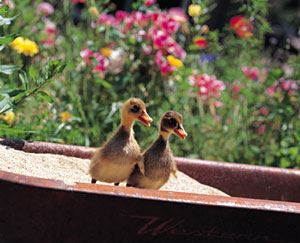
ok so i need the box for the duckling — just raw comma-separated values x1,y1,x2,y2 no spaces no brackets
89,98,153,185
126,111,187,190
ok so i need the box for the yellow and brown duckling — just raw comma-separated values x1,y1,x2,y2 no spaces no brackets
126,111,187,190
89,98,153,185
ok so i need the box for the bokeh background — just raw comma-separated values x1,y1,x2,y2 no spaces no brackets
1,0,300,168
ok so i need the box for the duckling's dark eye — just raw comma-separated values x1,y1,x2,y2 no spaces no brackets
130,105,140,113
163,117,177,128
169,118,177,127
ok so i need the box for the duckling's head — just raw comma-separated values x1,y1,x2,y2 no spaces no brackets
121,98,153,126
160,111,188,140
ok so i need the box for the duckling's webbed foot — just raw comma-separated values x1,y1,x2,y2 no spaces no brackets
91,179,97,184
114,182,120,186
126,183,133,187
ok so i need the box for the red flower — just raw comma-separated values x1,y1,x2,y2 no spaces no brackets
71,0,85,3
145,0,156,7
230,15,252,39
193,37,208,49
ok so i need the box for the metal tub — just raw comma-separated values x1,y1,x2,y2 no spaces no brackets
0,138,299,243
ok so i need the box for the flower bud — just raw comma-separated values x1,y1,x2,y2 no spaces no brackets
88,7,99,18
188,4,201,17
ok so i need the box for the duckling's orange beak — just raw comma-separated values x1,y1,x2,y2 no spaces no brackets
174,126,188,140
138,111,153,127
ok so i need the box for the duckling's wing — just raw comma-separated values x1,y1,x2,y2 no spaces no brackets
136,155,145,175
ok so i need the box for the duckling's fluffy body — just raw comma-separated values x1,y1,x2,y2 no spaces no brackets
127,111,187,189
89,98,152,184
127,135,176,189
89,125,141,183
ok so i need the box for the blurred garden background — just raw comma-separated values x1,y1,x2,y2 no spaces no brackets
1,0,300,168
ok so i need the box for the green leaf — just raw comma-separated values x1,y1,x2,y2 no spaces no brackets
36,91,54,103
0,124,36,136
8,89,25,98
55,63,66,75
0,5,9,15
0,64,22,74
0,15,16,25
0,88,13,95
19,71,29,91
0,96,12,113
280,158,291,168
0,33,18,44
29,64,38,80
95,78,112,88
128,37,136,45
188,44,199,51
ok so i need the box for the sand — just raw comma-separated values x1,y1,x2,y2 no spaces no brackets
0,145,229,196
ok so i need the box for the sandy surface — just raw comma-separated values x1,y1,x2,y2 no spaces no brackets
0,145,229,196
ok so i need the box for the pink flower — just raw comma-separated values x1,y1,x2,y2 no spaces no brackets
133,11,149,27
145,0,156,7
142,45,152,55
268,78,298,97
153,12,180,34
242,66,250,76
80,49,94,65
44,19,56,34
232,81,241,93
154,50,176,75
189,73,225,100
168,8,188,24
148,28,186,58
71,0,85,3
31,26,38,33
2,0,14,9
98,13,119,27
282,79,298,91
258,126,265,134
41,37,55,47
167,40,186,58
214,101,223,107
116,10,130,21
147,11,159,22
242,66,259,80
94,53,109,72
36,2,54,16
259,107,269,116
248,67,259,80
148,28,169,48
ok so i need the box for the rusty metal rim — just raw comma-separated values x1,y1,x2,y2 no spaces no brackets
176,157,300,175
1,138,300,176
1,169,300,214
1,138,300,214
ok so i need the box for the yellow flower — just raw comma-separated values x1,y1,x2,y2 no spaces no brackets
188,4,202,17
1,111,15,125
100,48,111,57
10,37,39,57
167,55,183,67
88,6,99,17
61,112,73,123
